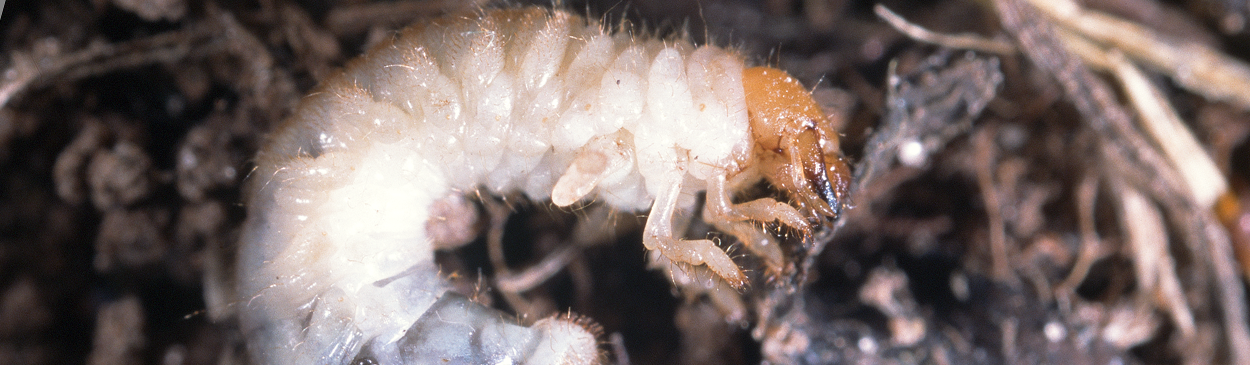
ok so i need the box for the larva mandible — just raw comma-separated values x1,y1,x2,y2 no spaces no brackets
208,5,850,364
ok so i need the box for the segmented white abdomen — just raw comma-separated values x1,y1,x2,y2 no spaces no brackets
228,7,755,364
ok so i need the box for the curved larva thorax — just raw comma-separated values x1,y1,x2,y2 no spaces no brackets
226,7,767,365
336,8,752,203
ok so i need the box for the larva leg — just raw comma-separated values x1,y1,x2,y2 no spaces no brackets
643,176,748,288
708,171,810,231
548,135,748,286
703,171,808,272
551,133,634,207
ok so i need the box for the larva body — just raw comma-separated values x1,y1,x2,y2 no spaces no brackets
212,6,849,364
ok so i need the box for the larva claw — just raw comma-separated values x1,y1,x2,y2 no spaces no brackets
648,236,748,289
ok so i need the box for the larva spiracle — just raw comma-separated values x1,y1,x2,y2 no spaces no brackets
207,5,851,365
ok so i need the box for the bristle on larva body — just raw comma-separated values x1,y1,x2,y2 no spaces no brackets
211,6,849,365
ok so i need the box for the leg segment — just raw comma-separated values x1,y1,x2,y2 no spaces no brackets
703,171,811,275
643,176,747,288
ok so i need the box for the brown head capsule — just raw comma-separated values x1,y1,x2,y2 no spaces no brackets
743,66,851,220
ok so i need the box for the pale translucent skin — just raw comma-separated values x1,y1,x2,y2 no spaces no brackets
208,6,848,365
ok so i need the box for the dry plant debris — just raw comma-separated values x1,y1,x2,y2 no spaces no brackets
3,0,1250,364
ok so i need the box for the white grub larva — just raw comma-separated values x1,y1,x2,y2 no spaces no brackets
210,5,851,365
